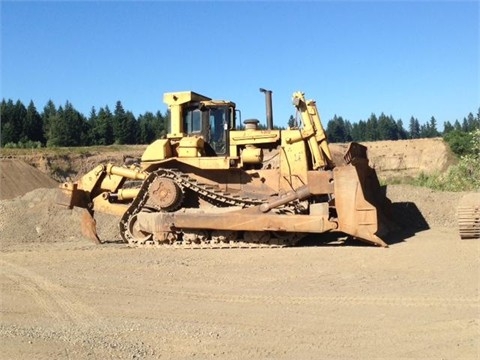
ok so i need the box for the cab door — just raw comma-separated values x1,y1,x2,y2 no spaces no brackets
208,107,228,155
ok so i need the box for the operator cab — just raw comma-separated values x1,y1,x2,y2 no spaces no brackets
182,102,235,155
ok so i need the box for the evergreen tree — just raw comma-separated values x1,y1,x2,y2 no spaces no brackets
138,112,156,144
377,113,398,140
14,100,28,137
408,116,420,139
65,101,86,145
47,102,86,146
327,115,348,142
125,111,138,144
23,100,44,144
419,123,429,138
88,107,97,124
4,100,28,144
80,112,91,146
42,100,57,143
113,101,131,144
396,119,407,139
466,113,478,132
365,114,378,141
443,121,454,134
1,99,17,145
87,107,98,145
428,116,439,137
454,119,462,131
46,111,65,147
350,120,366,142
344,120,353,141
287,115,296,128
92,106,114,145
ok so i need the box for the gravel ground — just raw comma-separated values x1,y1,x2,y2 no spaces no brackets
1,226,478,359
0,154,478,359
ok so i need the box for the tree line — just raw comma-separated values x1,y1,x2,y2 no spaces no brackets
1,99,167,148
320,112,479,143
1,98,479,150
319,111,479,157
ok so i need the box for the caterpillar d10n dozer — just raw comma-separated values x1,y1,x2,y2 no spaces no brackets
57,89,394,248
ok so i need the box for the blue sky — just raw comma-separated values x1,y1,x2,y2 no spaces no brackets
2,1,479,129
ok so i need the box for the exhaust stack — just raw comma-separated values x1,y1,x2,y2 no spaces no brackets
259,88,274,130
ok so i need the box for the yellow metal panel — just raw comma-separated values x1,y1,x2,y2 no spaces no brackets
292,92,333,169
241,147,263,164
280,132,308,191
175,157,231,170
163,91,211,106
93,193,129,216
177,136,204,157
177,147,197,157
141,139,172,162
229,130,280,146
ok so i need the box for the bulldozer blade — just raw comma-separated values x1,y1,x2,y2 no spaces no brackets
333,158,394,247
81,209,101,244
55,184,76,208
56,182,90,209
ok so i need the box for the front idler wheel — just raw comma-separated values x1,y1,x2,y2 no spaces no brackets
126,213,153,245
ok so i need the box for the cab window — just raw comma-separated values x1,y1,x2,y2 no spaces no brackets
183,109,202,134
209,108,228,154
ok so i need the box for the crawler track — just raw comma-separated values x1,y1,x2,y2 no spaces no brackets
119,169,302,249
458,194,480,239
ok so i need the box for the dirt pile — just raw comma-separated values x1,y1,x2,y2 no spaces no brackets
0,160,59,200
0,188,120,249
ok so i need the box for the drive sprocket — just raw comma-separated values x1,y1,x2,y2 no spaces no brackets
147,176,183,212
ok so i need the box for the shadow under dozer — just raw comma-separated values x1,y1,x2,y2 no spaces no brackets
298,201,428,248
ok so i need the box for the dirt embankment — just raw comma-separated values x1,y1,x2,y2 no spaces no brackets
330,138,456,181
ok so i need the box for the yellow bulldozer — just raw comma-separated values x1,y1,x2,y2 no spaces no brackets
57,89,395,248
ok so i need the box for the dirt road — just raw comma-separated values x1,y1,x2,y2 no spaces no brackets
1,227,478,359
